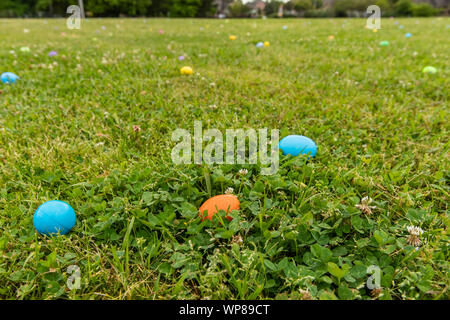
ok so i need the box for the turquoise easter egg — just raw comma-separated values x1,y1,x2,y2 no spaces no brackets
279,135,317,157
422,66,437,74
1,72,19,84
33,200,76,236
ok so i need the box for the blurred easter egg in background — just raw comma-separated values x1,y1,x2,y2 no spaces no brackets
180,66,193,75
1,72,19,84
422,66,437,74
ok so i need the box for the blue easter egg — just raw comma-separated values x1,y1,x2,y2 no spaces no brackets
1,72,19,84
256,42,264,48
279,135,317,157
405,33,412,38
33,200,76,236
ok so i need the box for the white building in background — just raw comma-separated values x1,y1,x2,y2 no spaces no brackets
213,0,449,17
213,0,230,16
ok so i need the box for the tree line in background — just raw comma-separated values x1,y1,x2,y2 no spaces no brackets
0,0,447,18
0,0,215,17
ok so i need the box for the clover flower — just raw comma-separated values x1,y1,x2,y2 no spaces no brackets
370,288,382,298
406,235,422,247
299,289,313,300
406,225,424,247
225,187,234,194
231,235,243,245
355,196,377,215
407,225,424,236
239,169,248,176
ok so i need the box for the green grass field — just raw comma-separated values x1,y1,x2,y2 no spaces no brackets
0,17,448,300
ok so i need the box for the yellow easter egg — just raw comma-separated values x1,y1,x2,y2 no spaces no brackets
180,66,193,75
229,35,237,40
264,41,270,47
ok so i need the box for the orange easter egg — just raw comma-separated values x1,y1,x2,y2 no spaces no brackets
199,194,240,221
